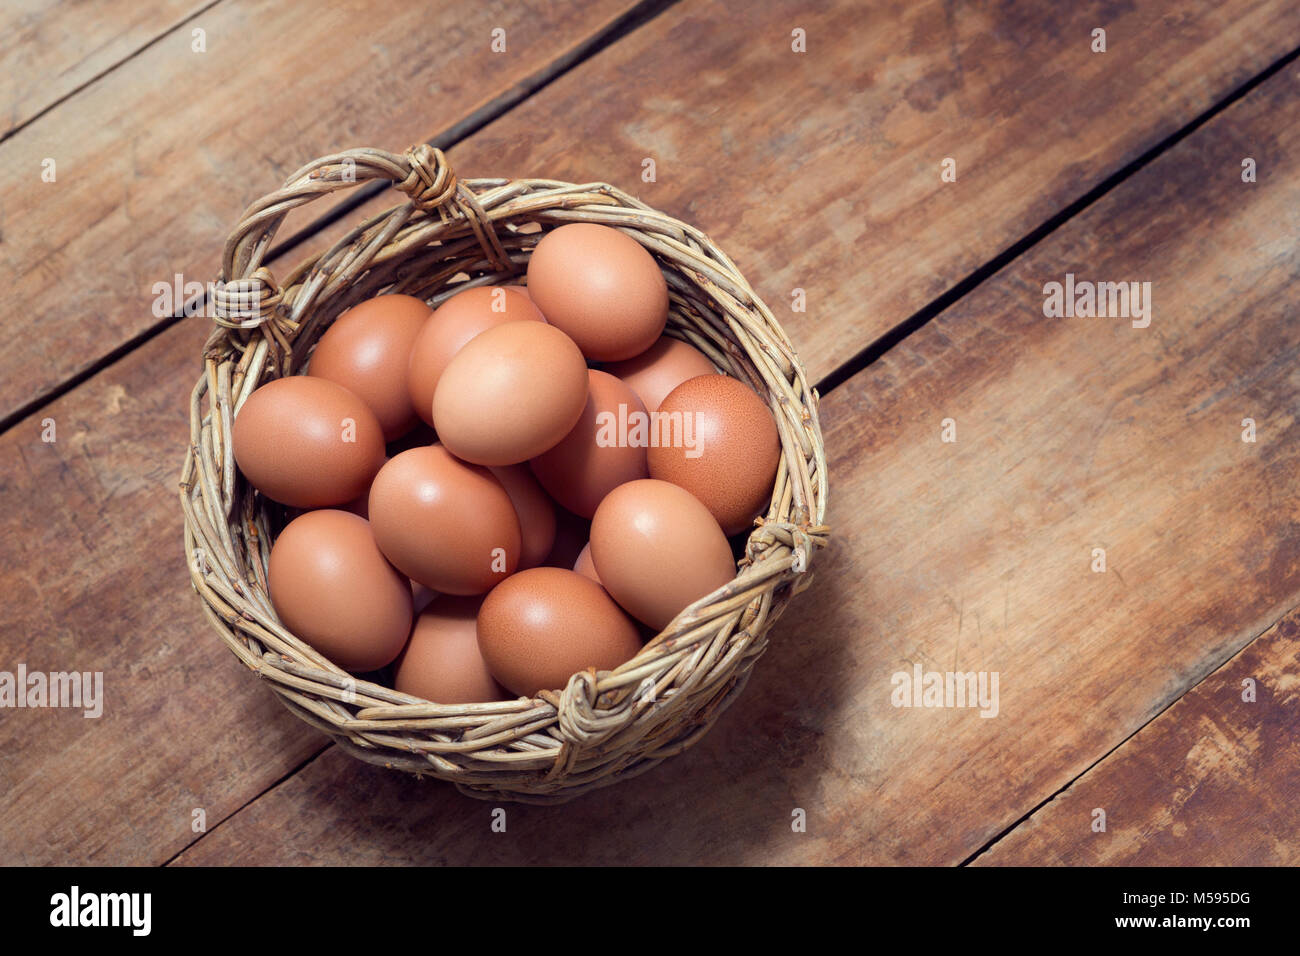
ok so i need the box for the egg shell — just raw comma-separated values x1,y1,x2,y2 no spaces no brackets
407,286,544,426
394,595,509,704
368,444,521,594
604,335,717,413
489,464,557,570
647,374,781,536
573,543,601,585
308,294,431,440
433,321,589,466
476,567,642,697
232,376,385,509
528,369,649,518
268,510,412,671
526,223,668,361
590,478,735,631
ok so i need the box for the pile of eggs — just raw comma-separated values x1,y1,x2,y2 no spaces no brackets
231,223,781,703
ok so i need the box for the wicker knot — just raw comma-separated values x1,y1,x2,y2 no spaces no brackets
544,669,629,779
211,267,281,329
396,144,458,214
395,143,512,274
745,519,828,574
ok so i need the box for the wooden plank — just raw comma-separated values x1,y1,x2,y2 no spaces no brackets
7,1,1300,423
0,0,642,424
308,0,1300,385
0,316,329,865
0,1,649,866
10,1,1300,867
170,51,1300,865
0,0,208,139
973,605,1300,866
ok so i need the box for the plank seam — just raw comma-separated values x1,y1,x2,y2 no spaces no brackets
159,742,333,867
0,0,681,437
815,39,1300,398
0,0,227,147
957,602,1300,867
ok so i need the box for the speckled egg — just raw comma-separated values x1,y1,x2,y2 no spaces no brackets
476,567,642,697
647,373,781,535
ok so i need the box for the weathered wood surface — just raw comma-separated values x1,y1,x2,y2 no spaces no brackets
185,0,1300,388
0,0,641,423
0,315,325,866
0,0,208,138
5,0,1300,866
0,0,643,866
172,52,1300,865
975,606,1300,866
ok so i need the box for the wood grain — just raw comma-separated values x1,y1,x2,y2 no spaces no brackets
0,315,325,866
7,1,1300,423
171,46,1300,865
302,0,1300,385
0,0,643,865
974,606,1300,865
0,0,640,423
0,0,208,139
7,0,1300,866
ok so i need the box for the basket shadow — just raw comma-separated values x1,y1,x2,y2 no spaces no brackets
279,531,860,865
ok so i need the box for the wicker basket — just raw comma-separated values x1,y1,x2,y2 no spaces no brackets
180,144,829,803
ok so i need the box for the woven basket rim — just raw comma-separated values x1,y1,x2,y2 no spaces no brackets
179,144,830,802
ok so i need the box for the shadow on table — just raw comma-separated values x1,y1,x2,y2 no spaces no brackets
291,530,864,866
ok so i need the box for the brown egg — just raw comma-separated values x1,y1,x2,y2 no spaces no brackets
489,464,557,570
573,543,601,584
528,369,649,518
308,294,431,440
368,445,521,594
232,376,385,508
526,223,668,360
477,567,642,697
647,374,781,535
604,335,716,413
268,510,412,671
407,286,544,426
590,479,735,631
433,321,588,466
394,595,509,704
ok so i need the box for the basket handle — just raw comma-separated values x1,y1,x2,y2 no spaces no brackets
211,144,509,329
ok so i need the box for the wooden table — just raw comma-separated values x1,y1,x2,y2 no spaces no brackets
2,0,1298,867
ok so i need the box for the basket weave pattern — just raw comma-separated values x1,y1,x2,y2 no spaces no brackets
180,144,829,802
